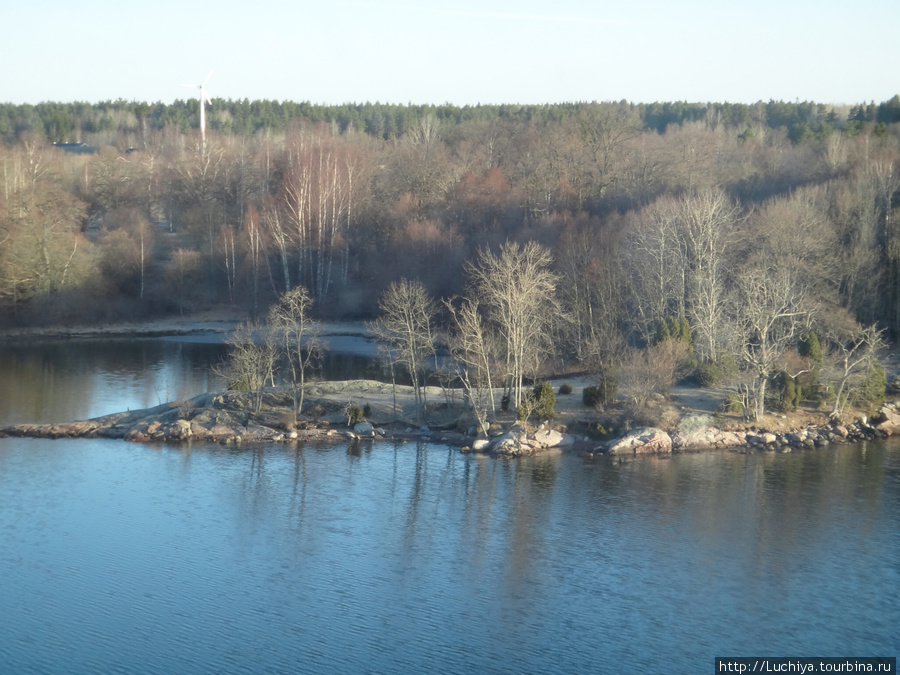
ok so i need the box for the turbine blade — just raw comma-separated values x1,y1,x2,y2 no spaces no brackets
203,70,213,85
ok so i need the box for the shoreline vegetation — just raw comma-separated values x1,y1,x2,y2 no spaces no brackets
3,316,899,458
2,100,900,456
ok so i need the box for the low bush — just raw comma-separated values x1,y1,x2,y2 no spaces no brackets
519,381,556,421
720,391,744,414
532,381,556,418
344,401,363,425
585,422,611,440
583,385,603,407
558,382,573,395
583,368,618,408
696,354,738,387
855,363,886,414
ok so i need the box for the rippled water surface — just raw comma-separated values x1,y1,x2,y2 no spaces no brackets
0,338,898,673
1,438,897,674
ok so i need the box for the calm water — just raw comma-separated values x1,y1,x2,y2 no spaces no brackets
0,338,898,673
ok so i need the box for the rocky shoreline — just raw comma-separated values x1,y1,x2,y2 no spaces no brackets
3,381,899,459
0,384,576,457
592,403,900,457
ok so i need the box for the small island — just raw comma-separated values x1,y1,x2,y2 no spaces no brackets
4,371,899,458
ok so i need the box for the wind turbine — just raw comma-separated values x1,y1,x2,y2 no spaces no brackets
183,70,213,154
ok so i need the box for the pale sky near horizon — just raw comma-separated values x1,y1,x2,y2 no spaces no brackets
3,0,898,106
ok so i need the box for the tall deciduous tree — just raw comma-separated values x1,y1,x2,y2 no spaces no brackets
98,206,154,301
466,241,559,409
735,259,810,421
268,285,321,419
679,188,738,363
368,278,438,417
0,180,93,315
444,296,500,435
220,318,277,413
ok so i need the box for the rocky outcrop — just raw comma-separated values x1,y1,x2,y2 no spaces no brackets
875,404,900,436
0,393,335,445
590,413,896,458
598,427,672,456
483,424,575,456
672,428,746,451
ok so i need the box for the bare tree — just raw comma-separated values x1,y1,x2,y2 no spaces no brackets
165,248,202,316
242,205,265,316
557,225,623,361
679,188,739,363
619,339,691,408
368,278,438,418
268,286,322,420
735,259,810,421
466,241,560,409
444,296,500,435
623,188,737,359
819,312,886,419
219,319,278,413
623,196,688,343
98,207,154,301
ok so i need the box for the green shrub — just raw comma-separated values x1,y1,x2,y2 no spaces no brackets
519,381,556,420
363,402,372,418
721,391,744,414
696,354,738,387
228,376,251,391
655,319,671,344
798,332,823,367
344,401,363,425
857,363,886,413
558,382,573,396
583,385,603,407
772,370,802,412
582,368,619,408
679,317,693,344
697,360,723,387
585,423,611,440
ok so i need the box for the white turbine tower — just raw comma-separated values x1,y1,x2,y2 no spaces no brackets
183,70,213,154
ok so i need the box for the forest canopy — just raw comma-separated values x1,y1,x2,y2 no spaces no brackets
1,96,898,361
3,97,899,146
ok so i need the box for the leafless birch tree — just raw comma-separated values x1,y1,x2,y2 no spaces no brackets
268,285,322,420
368,278,438,417
444,296,500,435
466,241,559,409
735,260,810,421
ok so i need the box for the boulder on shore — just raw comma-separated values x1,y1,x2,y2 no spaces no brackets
875,405,900,436
672,427,745,450
487,425,575,456
598,427,672,456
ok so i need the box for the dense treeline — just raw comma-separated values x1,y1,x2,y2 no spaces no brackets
4,94,899,420
3,96,900,146
1,95,899,358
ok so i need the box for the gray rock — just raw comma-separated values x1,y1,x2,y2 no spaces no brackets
353,421,375,437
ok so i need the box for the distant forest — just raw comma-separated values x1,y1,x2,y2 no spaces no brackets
1,95,899,343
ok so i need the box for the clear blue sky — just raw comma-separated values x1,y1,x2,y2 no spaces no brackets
3,0,898,106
